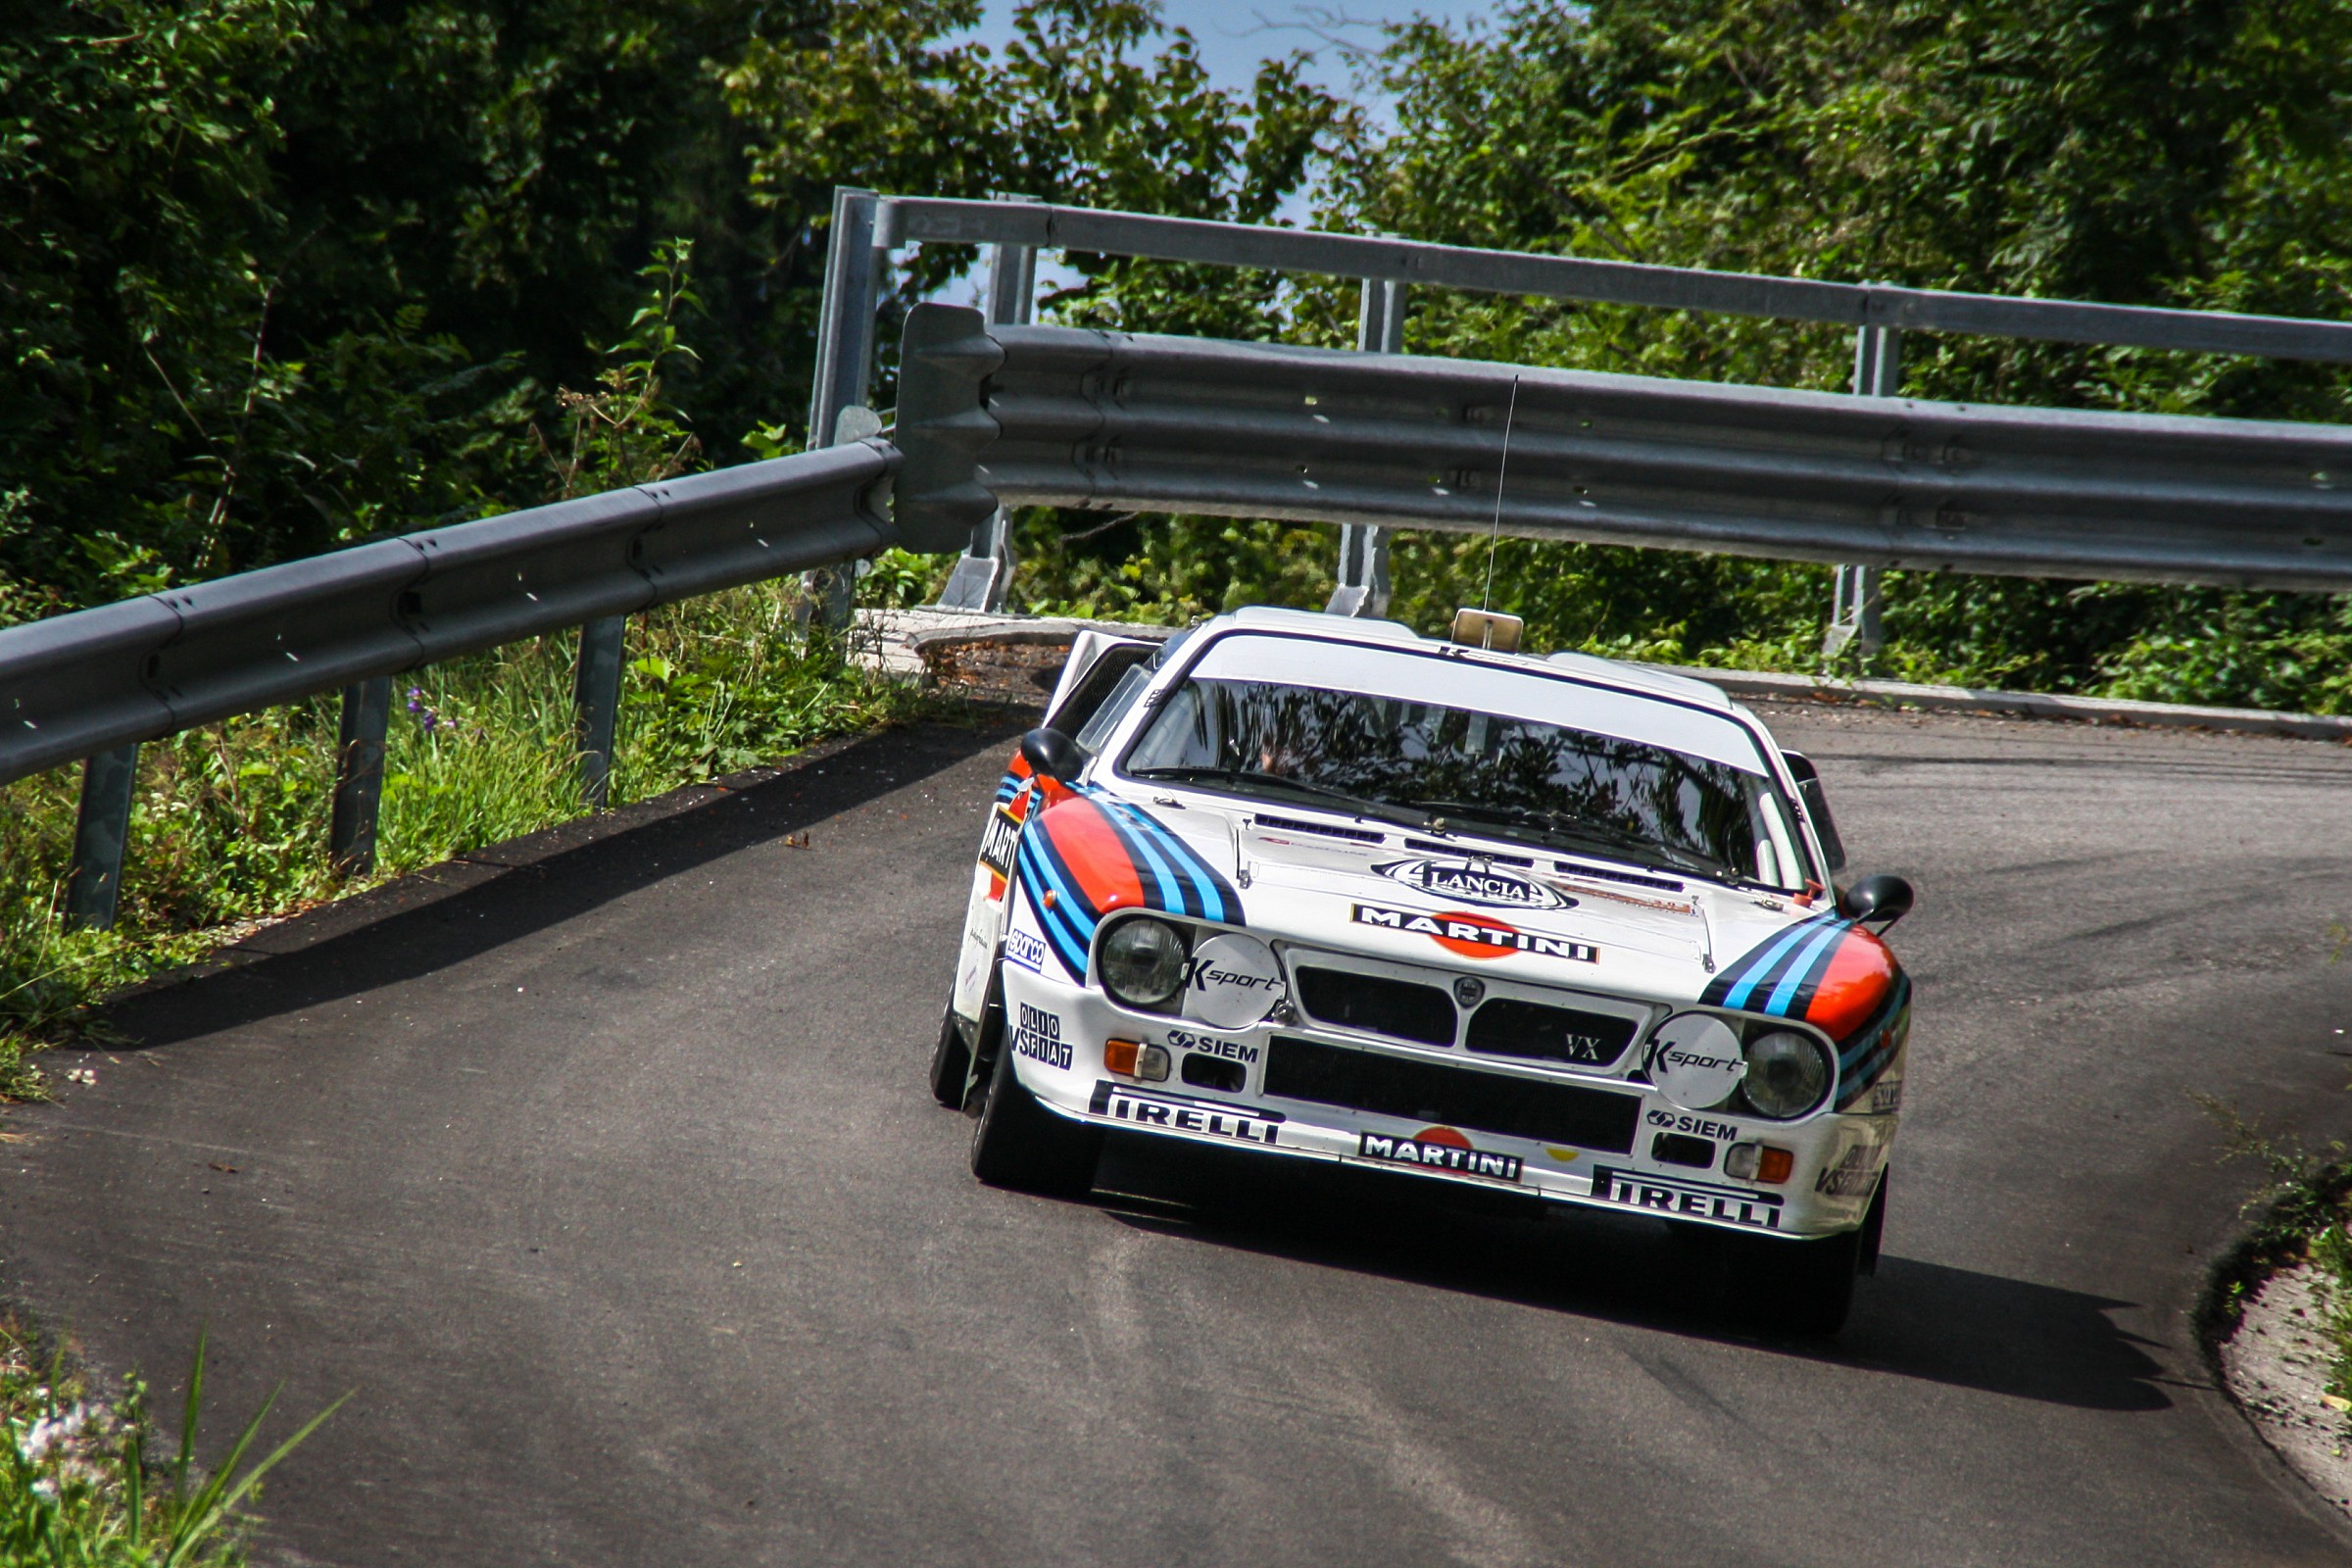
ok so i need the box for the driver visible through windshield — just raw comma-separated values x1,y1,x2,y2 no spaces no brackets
1122,669,1812,891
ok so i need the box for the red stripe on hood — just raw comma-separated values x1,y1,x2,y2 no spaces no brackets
1037,797,1147,915
1803,930,1898,1042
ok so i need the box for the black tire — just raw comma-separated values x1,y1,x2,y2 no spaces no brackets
1721,1225,1863,1337
928,1006,973,1108
1856,1167,1888,1277
969,1035,1102,1197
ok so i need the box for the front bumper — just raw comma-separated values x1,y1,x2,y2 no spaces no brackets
1000,963,1895,1240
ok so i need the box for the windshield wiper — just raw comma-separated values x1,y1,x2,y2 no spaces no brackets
1403,798,1725,879
1130,765,1433,832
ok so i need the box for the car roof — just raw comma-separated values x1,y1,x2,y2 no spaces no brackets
1218,606,1736,713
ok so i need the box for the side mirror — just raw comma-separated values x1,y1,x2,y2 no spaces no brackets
1838,873,1914,930
1018,727,1087,784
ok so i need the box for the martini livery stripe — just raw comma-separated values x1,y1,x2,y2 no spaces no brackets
1701,912,1904,1048
1091,794,1240,923
1834,971,1911,1110
1706,911,1846,1012
1013,796,1246,977
993,751,1033,807
1700,908,1910,1105
1014,821,1100,977
981,753,1039,902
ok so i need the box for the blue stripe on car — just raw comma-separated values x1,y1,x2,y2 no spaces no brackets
1717,914,1837,1010
1100,796,1236,923
1762,920,1852,1015
1014,832,1094,977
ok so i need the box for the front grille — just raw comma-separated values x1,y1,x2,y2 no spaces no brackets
1296,967,1455,1046
1465,999,1638,1067
1264,1037,1640,1153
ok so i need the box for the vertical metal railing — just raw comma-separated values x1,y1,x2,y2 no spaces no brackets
571,616,627,809
938,193,1041,612
63,744,139,931
1327,275,1406,617
1825,321,1902,660
803,187,887,631
329,675,393,874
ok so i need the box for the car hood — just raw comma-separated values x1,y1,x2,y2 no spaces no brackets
1029,781,1865,1014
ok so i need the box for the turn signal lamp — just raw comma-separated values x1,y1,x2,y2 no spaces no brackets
1102,1039,1172,1082
1725,1142,1795,1184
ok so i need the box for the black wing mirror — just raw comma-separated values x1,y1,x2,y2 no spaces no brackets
1838,873,1914,930
1018,727,1088,784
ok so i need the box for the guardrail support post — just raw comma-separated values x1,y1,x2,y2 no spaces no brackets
1327,275,1406,618
939,193,1041,614
328,675,393,876
803,187,885,633
574,614,626,810
64,743,139,931
1825,321,1902,660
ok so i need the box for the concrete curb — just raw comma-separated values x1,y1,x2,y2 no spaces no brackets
1653,664,2352,743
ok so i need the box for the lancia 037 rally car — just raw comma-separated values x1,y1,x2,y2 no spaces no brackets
929,607,1913,1334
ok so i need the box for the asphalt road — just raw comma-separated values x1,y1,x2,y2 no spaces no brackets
8,703,2352,1566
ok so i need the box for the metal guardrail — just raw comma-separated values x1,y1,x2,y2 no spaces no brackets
894,305,2352,592
2,439,911,925
860,193,2352,637
878,196,2352,366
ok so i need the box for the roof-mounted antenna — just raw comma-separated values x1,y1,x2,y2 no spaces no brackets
1450,374,1525,654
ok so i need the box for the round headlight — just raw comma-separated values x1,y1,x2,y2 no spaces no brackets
1741,1029,1832,1119
1100,917,1189,1009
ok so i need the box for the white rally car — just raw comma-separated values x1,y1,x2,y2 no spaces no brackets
931,608,1913,1334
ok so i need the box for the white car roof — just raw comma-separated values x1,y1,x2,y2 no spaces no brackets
1185,613,1769,776
1223,607,1733,710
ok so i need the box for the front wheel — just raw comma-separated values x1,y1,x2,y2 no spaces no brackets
969,1038,1102,1197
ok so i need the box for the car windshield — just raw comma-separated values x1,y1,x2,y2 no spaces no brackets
1123,674,1811,889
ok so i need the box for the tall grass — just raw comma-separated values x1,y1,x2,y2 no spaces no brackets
0,581,932,1097
2,1312,345,1566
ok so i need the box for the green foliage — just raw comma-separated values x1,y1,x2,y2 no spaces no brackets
0,0,547,611
724,0,1349,386
1010,514,1338,623
1,1315,344,1565
1007,0,2352,708
15,0,2352,710
15,0,2352,1110
535,240,707,497
1336,0,2352,700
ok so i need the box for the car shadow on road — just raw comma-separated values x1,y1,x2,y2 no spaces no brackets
1091,1134,2171,1414
92,719,1022,1053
